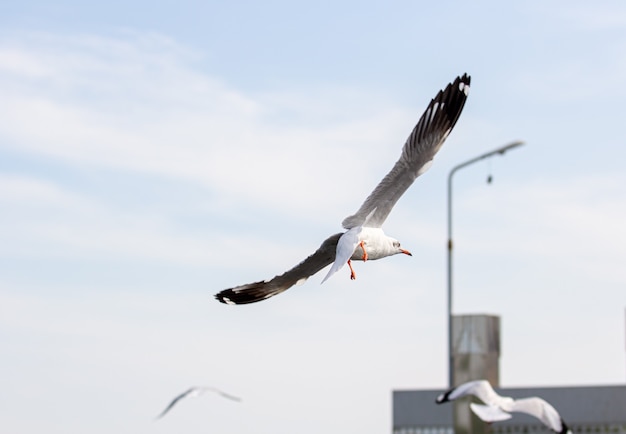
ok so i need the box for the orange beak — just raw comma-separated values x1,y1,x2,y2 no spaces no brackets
401,249,412,256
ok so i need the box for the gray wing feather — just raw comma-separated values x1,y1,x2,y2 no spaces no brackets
214,389,242,402
214,233,343,304
155,388,196,419
342,73,470,229
156,386,241,420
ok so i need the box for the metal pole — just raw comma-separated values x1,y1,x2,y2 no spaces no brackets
447,140,524,388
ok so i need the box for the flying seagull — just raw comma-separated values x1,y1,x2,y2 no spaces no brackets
436,379,572,434
215,74,470,305
155,386,241,420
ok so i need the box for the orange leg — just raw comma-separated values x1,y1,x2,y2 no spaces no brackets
348,259,356,280
359,241,368,261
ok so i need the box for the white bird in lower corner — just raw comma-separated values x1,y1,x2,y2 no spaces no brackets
214,73,471,305
436,380,572,434
155,386,241,420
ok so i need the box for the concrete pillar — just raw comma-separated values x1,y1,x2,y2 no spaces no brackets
452,314,501,434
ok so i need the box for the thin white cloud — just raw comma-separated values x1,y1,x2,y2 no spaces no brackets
0,172,306,268
0,172,80,204
0,31,419,225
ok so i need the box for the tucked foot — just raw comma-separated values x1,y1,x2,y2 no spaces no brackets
359,241,368,261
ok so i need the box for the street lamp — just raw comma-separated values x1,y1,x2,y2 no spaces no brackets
446,140,525,388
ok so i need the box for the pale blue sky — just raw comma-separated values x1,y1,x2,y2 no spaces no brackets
1,1,625,434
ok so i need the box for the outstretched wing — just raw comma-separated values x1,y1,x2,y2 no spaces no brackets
342,73,470,229
214,233,343,305
511,397,570,434
155,388,196,419
210,387,242,402
155,386,241,420
436,379,503,406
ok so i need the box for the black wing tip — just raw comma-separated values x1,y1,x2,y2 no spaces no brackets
442,73,471,108
435,388,454,404
214,291,235,304
410,73,471,148
435,73,471,101
451,73,471,94
435,73,471,129
214,281,274,305
214,291,255,305
458,72,471,85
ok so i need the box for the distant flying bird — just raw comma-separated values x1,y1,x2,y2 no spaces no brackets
436,380,571,434
215,74,471,305
155,386,241,420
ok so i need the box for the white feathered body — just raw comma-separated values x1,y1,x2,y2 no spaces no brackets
350,227,402,260
321,227,403,283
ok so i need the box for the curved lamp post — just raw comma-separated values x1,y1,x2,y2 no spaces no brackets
447,140,525,388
